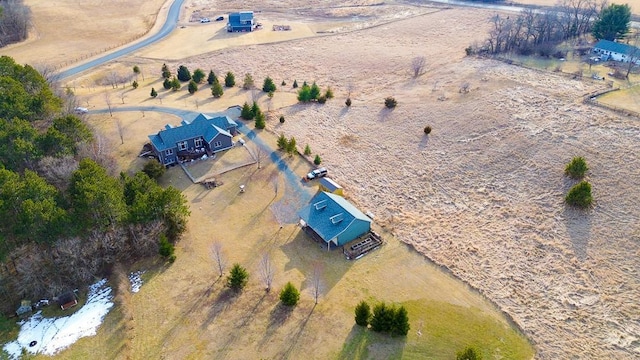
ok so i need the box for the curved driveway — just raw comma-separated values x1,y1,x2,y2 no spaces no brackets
57,0,185,80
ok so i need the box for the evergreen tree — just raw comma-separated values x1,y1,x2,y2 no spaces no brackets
309,82,321,100
207,70,217,85
345,98,352,107
370,303,395,333
211,82,224,98
592,4,631,40
325,87,334,99
240,102,254,120
142,160,165,180
251,101,260,118
133,65,141,79
188,80,198,94
150,87,158,98
565,157,588,179
224,71,236,87
286,137,297,155
262,76,276,93
297,84,312,102
226,263,249,292
177,65,192,81
279,282,300,306
355,300,371,326
304,144,311,155
255,111,266,129
391,306,410,336
292,79,298,88
163,78,171,90
243,73,255,90
279,115,285,124
277,134,288,150
170,77,181,91
161,63,171,79
565,181,593,208
281,80,287,86
192,68,206,83
132,80,139,89
158,233,175,262
314,154,322,165
457,347,482,360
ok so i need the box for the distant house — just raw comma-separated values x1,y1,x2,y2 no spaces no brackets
148,114,238,166
298,191,371,250
319,177,344,197
227,11,255,32
593,40,640,64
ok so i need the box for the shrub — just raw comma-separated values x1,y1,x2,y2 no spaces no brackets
314,155,321,165
192,68,206,83
211,82,224,98
161,63,171,79
224,71,235,87
457,346,482,360
292,79,298,88
424,126,432,134
355,300,371,326
132,80,139,89
281,80,286,86
243,73,254,90
304,144,311,155
226,263,249,292
263,76,276,93
317,95,327,104
241,102,254,120
142,160,166,180
188,80,198,94
566,181,592,208
277,133,287,150
325,87,334,99
207,70,217,85
565,157,588,179
384,97,397,109
465,46,475,56
170,77,181,91
163,78,171,90
150,87,158,98
255,111,266,129
177,65,191,81
279,115,285,123
279,282,300,306
345,98,352,107
158,234,175,259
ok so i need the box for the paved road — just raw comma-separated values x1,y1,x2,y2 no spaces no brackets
56,0,185,80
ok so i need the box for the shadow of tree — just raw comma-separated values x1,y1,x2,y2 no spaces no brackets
336,325,406,360
200,287,239,328
564,205,592,261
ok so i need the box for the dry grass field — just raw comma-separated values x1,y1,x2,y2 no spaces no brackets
3,0,640,359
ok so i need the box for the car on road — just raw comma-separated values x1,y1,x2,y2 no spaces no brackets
306,167,328,180
74,107,88,114
215,16,224,21
200,18,210,23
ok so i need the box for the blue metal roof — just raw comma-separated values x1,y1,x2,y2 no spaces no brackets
298,192,371,243
148,114,232,151
188,113,237,131
594,40,639,56
228,11,253,26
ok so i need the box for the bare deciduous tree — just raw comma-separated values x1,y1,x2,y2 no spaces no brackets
78,133,118,176
120,91,126,104
252,144,267,169
33,63,61,86
37,156,79,191
104,92,113,117
116,118,124,144
311,262,323,304
411,56,427,78
211,242,226,278
259,253,275,292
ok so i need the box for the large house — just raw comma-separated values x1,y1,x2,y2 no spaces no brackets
227,11,255,32
148,114,238,166
593,39,640,64
298,191,372,250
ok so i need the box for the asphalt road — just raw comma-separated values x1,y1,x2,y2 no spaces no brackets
56,0,185,80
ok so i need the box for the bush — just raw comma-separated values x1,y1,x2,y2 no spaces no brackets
292,79,298,88
263,76,276,93
158,234,175,259
279,282,300,306
211,82,224,98
177,65,191,82
384,97,397,109
192,68,206,83
304,144,311,155
224,71,235,87
161,63,171,79
243,73,254,90
132,80,139,89
150,87,158,98
170,77,181,91
345,98,352,107
566,181,593,208
163,78,171,90
142,160,166,180
317,95,327,104
314,155,322,165
241,102,254,120
188,80,198,94
355,301,371,326
279,115,285,123
226,263,248,292
424,126,432,134
277,134,287,150
207,70,217,85
281,80,286,86
457,346,482,360
325,87,334,99
565,157,588,179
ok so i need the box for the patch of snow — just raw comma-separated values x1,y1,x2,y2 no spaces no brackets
3,279,114,358
129,270,145,293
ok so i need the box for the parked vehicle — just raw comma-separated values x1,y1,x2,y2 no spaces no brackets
200,17,210,23
215,16,224,21
306,167,328,180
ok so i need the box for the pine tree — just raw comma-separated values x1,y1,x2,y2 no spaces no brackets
188,80,198,94
286,137,297,155
262,76,276,93
243,73,254,90
161,63,171,79
314,154,322,165
192,68,206,83
251,101,260,118
325,86,334,99
457,347,482,360
226,263,248,292
224,71,236,87
132,80,139,89
292,79,298,88
150,87,158,98
241,102,254,120
255,111,266,129
277,133,287,150
207,70,217,85
310,82,321,100
211,82,224,98
163,78,172,90
391,306,410,336
279,282,300,306
170,77,181,91
355,300,371,326
177,65,191,81
304,144,311,155
297,84,312,102
370,303,395,333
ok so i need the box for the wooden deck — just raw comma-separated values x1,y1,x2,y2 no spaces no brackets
343,231,384,260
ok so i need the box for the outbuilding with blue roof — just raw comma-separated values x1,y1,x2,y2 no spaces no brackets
298,191,371,250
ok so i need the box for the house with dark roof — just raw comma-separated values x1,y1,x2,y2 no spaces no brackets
148,114,238,166
593,40,640,64
227,11,255,32
298,191,371,250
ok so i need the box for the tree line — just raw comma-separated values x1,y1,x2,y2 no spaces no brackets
0,56,190,314
0,0,31,47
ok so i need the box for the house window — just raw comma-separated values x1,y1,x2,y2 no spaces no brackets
178,141,187,151
165,149,174,155
195,138,203,148
214,141,222,148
